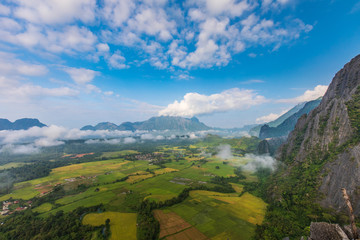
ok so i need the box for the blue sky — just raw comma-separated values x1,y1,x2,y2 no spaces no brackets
0,0,359,128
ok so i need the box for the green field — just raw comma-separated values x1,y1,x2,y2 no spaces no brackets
83,212,137,240
0,138,269,240
101,150,139,158
164,190,267,240
0,162,28,170
33,203,53,213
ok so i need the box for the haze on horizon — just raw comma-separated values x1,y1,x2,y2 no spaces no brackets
0,0,359,128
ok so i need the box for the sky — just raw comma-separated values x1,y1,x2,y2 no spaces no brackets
0,0,359,128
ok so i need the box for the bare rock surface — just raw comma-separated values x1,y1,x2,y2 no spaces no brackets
278,54,360,213
309,222,349,240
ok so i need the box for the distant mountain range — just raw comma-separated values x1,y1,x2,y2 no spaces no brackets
259,98,322,139
249,98,321,139
0,118,46,130
81,116,211,132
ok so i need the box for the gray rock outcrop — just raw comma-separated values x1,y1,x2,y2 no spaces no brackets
278,54,360,214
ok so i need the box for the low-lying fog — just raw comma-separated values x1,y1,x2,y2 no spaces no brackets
216,144,278,172
0,125,249,155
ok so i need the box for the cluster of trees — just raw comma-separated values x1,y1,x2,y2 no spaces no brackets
0,205,105,240
255,121,354,239
0,151,104,194
30,184,88,209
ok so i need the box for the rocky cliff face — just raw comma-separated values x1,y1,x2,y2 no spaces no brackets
279,54,360,214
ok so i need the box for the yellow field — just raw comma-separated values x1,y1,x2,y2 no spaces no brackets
190,190,267,225
230,183,244,193
0,159,131,201
154,168,178,175
126,173,153,183
83,212,137,240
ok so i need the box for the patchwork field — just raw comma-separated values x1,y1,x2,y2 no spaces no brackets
154,210,208,240
162,190,267,240
83,212,137,240
0,140,269,240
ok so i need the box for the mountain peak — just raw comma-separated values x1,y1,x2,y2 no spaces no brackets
81,116,211,132
0,118,46,130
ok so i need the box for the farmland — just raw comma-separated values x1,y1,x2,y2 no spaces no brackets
83,212,137,240
0,136,269,239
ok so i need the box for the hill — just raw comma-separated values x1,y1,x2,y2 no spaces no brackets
259,98,321,139
81,116,211,132
0,118,46,130
257,54,360,239
249,101,306,137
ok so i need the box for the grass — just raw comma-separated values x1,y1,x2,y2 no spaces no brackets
101,150,139,158
201,159,236,177
0,162,27,170
33,203,53,213
83,212,137,240
42,190,117,217
164,190,267,240
0,143,265,239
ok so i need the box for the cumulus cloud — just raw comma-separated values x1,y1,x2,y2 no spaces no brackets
159,88,266,117
0,51,48,76
277,85,328,103
64,67,99,85
0,1,313,70
108,51,128,69
13,0,96,25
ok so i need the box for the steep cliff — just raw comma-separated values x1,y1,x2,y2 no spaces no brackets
256,55,360,239
279,54,360,214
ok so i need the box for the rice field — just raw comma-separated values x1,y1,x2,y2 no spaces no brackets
163,190,267,240
0,142,268,240
83,212,137,240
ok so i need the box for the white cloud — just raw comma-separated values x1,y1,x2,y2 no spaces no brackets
64,67,99,85
0,4,10,16
277,85,328,104
108,51,128,69
0,24,97,54
0,76,79,103
104,91,114,96
124,137,136,144
256,109,288,124
101,0,135,27
97,43,110,53
0,144,40,155
204,0,251,17
243,153,277,171
13,0,96,25
127,7,176,41
159,88,266,117
0,51,48,76
0,1,313,70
